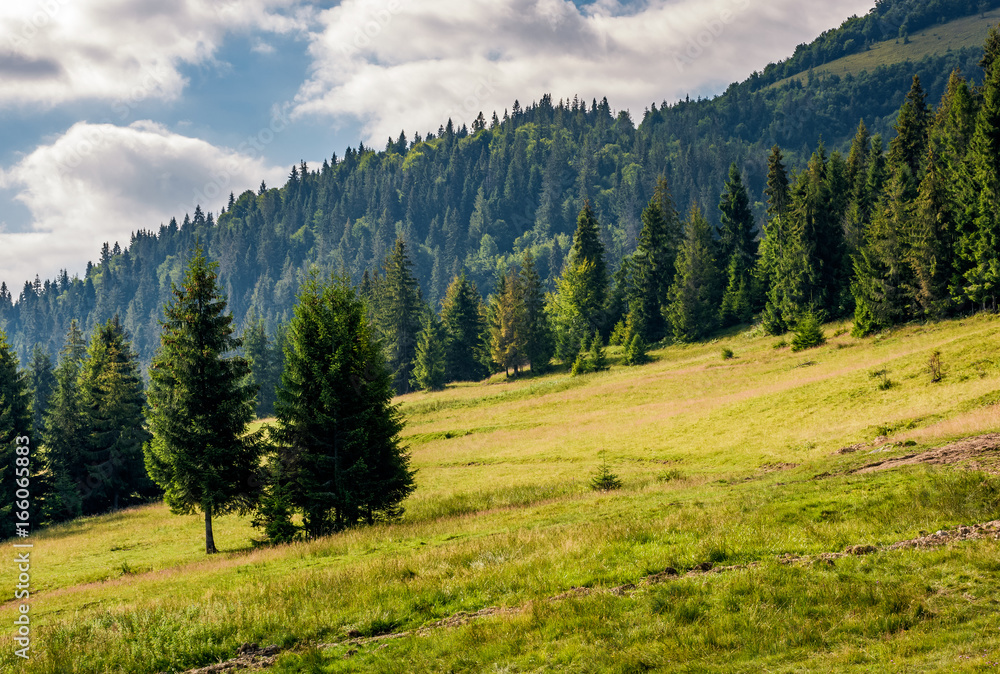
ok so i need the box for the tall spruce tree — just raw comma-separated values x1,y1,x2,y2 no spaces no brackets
787,143,849,317
378,238,423,393
271,273,415,537
77,316,155,513
765,145,790,221
718,163,758,326
887,76,932,188
852,171,915,336
918,69,976,315
243,315,281,418
632,179,680,341
0,329,31,539
520,251,555,373
145,247,265,554
666,207,723,342
959,26,1000,310
843,120,874,260
41,321,88,522
440,272,489,382
552,202,608,359
489,270,528,376
27,345,56,438
910,147,955,318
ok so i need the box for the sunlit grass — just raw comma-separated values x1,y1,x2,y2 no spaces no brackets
4,314,1000,672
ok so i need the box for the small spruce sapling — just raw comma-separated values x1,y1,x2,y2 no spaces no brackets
589,332,609,371
590,455,623,491
791,313,826,352
623,333,650,366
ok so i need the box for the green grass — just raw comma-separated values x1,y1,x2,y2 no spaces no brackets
775,9,1000,88
5,315,1000,672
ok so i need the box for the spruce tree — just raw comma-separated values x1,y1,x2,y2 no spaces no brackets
489,270,528,376
718,164,758,326
440,272,489,382
666,207,723,342
145,247,265,554
778,144,849,319
959,26,1000,310
379,238,423,393
843,120,873,260
760,213,813,334
0,329,31,539
887,76,932,187
852,172,914,336
910,148,955,318
622,331,650,366
552,202,609,359
243,315,280,418
589,331,609,372
41,322,88,522
765,145,790,221
632,179,680,341
520,251,555,373
758,145,791,323
77,316,155,513
27,345,56,438
411,309,448,392
272,273,415,537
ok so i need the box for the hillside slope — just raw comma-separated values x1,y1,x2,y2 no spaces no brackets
779,7,1000,85
6,316,1000,672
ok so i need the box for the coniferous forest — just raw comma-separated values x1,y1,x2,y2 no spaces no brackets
2,3,997,370
6,2,1000,541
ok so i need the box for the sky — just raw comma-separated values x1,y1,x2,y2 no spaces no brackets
0,0,875,291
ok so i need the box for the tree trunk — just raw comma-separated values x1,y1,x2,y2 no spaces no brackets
205,503,217,554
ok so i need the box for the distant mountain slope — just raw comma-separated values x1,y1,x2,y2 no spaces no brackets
752,0,1000,85
778,6,1000,86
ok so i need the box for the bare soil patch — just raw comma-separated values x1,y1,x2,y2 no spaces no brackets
850,433,1000,474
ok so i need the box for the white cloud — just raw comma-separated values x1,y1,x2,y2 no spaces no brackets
293,0,875,143
0,121,288,288
0,0,312,107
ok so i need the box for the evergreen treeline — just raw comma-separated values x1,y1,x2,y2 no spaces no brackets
1,249,414,548
0,1,993,369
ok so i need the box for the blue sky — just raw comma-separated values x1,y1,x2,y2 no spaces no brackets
0,0,874,290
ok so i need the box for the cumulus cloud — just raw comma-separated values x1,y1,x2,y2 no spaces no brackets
0,121,288,287
293,0,875,143
0,0,311,107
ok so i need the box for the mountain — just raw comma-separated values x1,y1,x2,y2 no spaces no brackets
1,0,997,365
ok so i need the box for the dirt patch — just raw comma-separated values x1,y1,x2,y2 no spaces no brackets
778,520,1000,566
165,644,281,673
886,520,1000,551
850,433,1000,474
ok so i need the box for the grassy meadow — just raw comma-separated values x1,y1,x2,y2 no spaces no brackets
776,8,1000,88
4,315,1000,672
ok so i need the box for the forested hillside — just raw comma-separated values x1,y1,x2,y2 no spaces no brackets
0,0,995,367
